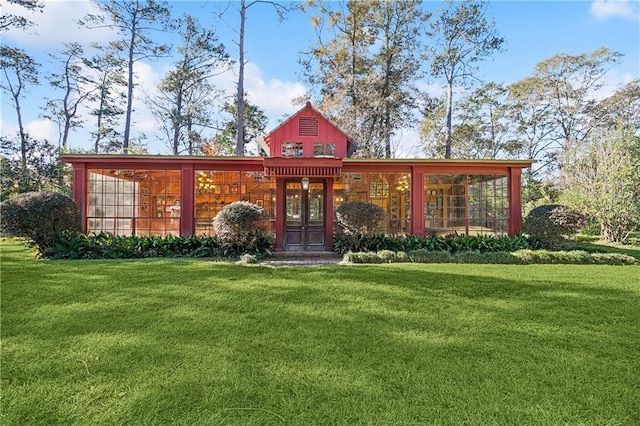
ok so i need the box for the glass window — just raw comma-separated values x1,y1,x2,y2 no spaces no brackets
313,142,335,157
424,173,508,236
281,142,303,157
334,172,411,234
88,169,180,237
195,170,275,236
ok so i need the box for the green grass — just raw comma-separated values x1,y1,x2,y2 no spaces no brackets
2,240,639,425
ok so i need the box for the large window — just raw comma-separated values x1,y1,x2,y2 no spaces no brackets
334,172,411,234
424,174,508,236
195,171,276,236
88,169,180,236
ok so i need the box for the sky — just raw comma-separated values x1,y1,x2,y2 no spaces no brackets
1,0,639,157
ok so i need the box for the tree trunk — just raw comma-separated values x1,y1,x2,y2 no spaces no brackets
123,12,138,154
445,79,453,159
236,0,246,156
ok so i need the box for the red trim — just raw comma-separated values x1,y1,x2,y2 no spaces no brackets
180,164,194,237
275,179,285,251
325,178,334,250
508,168,523,236
410,168,424,236
72,163,87,233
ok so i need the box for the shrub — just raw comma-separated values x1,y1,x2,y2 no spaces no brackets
343,248,636,265
48,232,230,260
333,232,528,255
213,201,272,255
0,191,81,254
335,202,386,236
523,204,585,248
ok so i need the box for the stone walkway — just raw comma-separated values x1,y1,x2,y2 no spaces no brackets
258,253,343,266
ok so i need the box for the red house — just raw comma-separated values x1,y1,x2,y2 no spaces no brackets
63,102,533,252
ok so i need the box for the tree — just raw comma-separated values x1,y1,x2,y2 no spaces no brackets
0,45,39,176
561,126,640,243
427,0,503,158
147,15,230,155
453,82,512,159
0,134,68,199
83,49,127,153
207,96,268,156
0,0,43,32
531,48,623,155
300,0,376,154
83,0,173,153
588,78,640,131
419,93,447,158
43,43,96,150
301,0,426,158
232,0,289,156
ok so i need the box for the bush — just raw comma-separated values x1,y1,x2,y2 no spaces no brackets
0,191,81,254
523,204,585,248
48,232,226,260
343,248,636,265
333,232,529,255
213,201,272,255
335,202,386,236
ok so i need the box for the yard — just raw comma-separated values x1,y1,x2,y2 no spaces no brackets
1,240,639,425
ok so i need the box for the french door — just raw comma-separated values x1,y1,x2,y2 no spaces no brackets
284,180,326,251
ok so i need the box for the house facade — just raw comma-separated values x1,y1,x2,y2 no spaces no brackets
63,102,533,252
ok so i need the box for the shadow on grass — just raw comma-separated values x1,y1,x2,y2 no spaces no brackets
3,247,640,424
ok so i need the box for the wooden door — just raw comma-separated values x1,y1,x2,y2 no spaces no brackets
285,181,326,251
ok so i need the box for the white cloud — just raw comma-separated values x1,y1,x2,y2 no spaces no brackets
25,118,58,142
590,0,640,21
3,0,113,49
211,62,307,127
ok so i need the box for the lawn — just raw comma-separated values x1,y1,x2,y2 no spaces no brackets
1,240,639,425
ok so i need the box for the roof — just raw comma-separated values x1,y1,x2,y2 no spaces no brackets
261,101,359,154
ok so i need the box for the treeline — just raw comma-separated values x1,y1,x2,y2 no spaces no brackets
2,0,638,241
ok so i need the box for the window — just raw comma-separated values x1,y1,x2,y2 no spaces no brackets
313,142,335,157
281,142,303,157
88,169,180,237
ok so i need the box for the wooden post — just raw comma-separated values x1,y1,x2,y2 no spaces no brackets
508,167,523,236
180,163,195,237
275,179,285,251
326,178,334,251
72,163,87,233
410,168,424,236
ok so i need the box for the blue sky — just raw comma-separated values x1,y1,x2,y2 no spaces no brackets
2,0,639,156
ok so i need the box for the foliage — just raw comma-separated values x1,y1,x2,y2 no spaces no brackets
1,45,40,172
344,248,636,265
333,232,529,255
1,135,70,200
82,0,173,152
335,201,386,238
206,95,268,156
213,201,272,255
0,0,43,32
43,42,94,149
300,0,426,158
561,126,640,243
82,49,127,153
0,191,80,253
427,0,504,158
147,14,230,155
48,232,219,259
523,204,585,248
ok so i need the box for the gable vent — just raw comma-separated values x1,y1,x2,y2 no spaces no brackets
299,117,318,136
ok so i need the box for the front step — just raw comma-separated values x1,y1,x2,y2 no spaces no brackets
268,251,341,260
